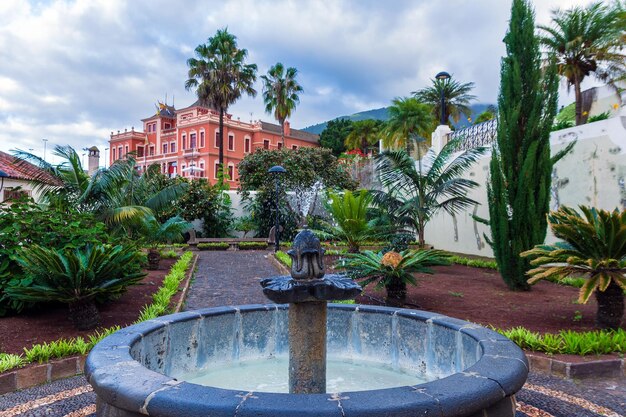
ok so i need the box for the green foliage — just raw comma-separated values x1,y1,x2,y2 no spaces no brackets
413,76,477,126
555,103,575,123
344,119,382,153
488,0,562,291
167,178,233,238
373,140,486,246
6,244,145,306
159,250,179,259
237,242,268,250
275,251,292,267
197,242,230,250
136,252,193,321
234,215,256,238
0,198,110,315
0,353,25,373
140,215,191,249
499,327,626,355
450,256,498,270
246,189,299,241
474,110,496,124
383,97,434,150
319,118,353,156
552,119,574,131
587,111,611,123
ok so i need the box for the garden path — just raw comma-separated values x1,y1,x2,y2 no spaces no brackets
0,251,623,417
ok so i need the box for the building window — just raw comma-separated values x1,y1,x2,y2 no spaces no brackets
3,187,31,202
228,133,234,151
162,163,166,173
118,146,122,159
112,148,116,160
227,164,234,181
137,146,144,158
244,137,251,153
199,162,205,177
292,145,298,150
162,143,168,154
214,130,220,148
170,142,176,153
214,162,220,179
149,146,155,156
263,139,270,149
181,164,186,177
164,122,171,129
125,145,129,156
200,131,205,148
182,134,187,150
190,133,197,149
277,142,283,149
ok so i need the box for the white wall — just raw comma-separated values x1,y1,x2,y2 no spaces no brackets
424,115,626,257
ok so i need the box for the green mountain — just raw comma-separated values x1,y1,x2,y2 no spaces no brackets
302,104,495,134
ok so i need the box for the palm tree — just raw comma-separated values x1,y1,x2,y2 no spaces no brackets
522,206,626,329
344,119,381,154
371,139,486,247
383,97,434,151
185,29,257,167
413,77,476,126
261,63,303,146
539,2,625,125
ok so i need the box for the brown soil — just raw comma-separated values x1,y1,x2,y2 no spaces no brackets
0,259,177,355
356,264,626,334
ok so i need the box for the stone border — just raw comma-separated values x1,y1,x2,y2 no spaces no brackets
526,353,626,379
0,254,198,395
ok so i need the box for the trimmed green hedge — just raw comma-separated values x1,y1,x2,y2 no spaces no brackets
237,241,268,250
197,242,230,250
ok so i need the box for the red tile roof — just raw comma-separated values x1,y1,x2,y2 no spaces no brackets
0,151,61,185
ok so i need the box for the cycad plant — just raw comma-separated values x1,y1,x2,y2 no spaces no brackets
343,249,451,306
522,206,626,329
6,245,145,330
140,215,191,270
320,190,380,253
372,139,486,247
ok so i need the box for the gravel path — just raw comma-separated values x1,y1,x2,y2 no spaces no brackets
1,250,624,417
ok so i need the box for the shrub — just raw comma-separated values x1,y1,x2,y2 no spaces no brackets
197,242,230,250
6,244,145,330
160,250,179,259
450,256,498,270
237,241,268,250
522,206,626,329
275,251,292,267
587,111,611,123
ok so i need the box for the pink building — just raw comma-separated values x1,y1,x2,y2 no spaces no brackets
108,101,319,186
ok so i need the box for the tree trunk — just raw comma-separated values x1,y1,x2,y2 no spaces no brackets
219,107,225,168
147,249,161,270
417,219,425,247
594,281,624,330
281,121,285,147
574,76,583,126
69,300,100,330
385,277,406,307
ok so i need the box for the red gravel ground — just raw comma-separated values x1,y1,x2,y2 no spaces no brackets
0,259,176,355
356,264,626,334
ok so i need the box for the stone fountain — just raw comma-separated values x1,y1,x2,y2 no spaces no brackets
86,230,528,416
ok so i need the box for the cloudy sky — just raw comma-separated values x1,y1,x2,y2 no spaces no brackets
0,0,599,164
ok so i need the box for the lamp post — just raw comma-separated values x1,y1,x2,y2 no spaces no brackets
268,165,286,252
42,138,48,162
435,71,451,125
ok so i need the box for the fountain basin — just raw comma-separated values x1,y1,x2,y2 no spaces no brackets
86,304,528,417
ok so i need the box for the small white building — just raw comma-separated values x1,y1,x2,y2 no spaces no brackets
0,151,60,203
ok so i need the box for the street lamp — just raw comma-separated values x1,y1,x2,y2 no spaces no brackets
268,165,286,252
435,71,451,125
42,138,48,162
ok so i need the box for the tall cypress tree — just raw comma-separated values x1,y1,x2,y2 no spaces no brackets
488,0,563,291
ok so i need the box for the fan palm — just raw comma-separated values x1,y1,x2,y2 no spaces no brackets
522,206,626,329
372,139,486,247
344,119,382,154
7,244,145,330
185,28,257,167
343,249,451,306
413,77,476,126
383,97,434,152
539,2,625,125
261,63,303,146
140,215,191,269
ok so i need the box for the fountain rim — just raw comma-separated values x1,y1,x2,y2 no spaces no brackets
85,304,528,416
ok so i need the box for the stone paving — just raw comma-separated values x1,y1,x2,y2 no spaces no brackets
0,250,624,417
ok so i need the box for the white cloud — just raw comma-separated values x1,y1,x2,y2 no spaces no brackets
0,0,601,155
